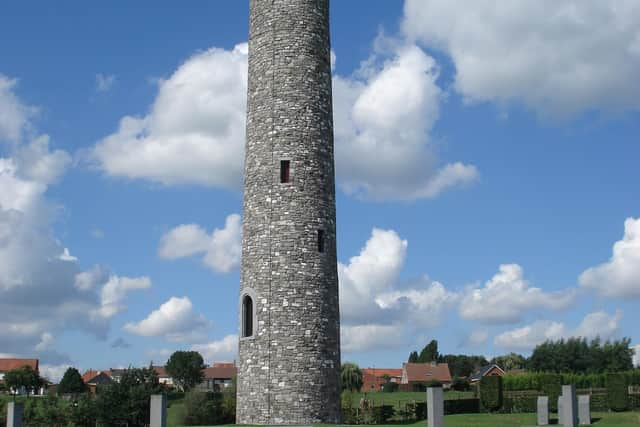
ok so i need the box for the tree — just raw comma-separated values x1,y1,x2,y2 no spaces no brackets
57,367,87,395
4,366,43,396
408,351,419,363
166,351,206,391
93,366,163,426
439,354,488,378
340,362,363,392
491,353,526,371
528,337,634,374
418,340,439,363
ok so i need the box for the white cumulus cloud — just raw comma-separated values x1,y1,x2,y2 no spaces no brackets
124,296,209,342
158,213,241,273
633,344,640,367
341,325,405,353
91,44,249,188
494,310,622,351
403,0,640,118
191,335,238,364
333,44,478,200
459,264,576,324
97,275,151,319
579,217,640,298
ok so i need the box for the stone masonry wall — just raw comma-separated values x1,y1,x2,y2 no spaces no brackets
237,0,341,424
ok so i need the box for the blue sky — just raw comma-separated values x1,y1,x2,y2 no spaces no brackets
1,1,639,381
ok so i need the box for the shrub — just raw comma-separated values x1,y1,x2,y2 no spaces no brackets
444,398,480,415
538,373,561,411
414,401,427,420
426,380,442,388
479,376,503,412
381,382,398,393
606,373,629,411
372,405,394,423
451,377,471,391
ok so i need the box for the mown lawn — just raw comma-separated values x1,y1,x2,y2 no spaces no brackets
167,410,640,427
349,391,475,409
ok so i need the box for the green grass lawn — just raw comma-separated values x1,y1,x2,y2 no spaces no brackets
167,410,640,427
349,391,475,409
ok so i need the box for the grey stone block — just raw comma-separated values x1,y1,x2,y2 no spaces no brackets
427,387,444,427
6,402,23,427
578,395,591,425
537,395,549,425
150,394,167,427
561,385,577,427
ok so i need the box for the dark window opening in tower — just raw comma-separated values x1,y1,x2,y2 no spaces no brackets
280,160,291,183
317,229,325,253
242,295,253,337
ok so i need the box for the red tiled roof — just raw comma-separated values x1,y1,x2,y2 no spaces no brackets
81,370,102,383
403,363,452,383
362,368,402,378
203,365,236,380
152,366,168,377
0,358,39,372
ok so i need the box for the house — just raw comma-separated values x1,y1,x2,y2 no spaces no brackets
0,358,41,395
469,364,505,383
361,368,402,392
81,370,113,394
400,362,452,390
151,366,174,386
197,362,237,392
0,358,39,383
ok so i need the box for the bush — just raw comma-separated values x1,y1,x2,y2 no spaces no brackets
451,377,471,391
426,380,442,388
502,395,537,413
381,382,398,393
414,401,427,420
444,398,480,415
479,376,503,412
606,373,629,412
372,405,394,423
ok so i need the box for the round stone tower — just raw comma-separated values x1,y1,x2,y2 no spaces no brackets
237,0,341,424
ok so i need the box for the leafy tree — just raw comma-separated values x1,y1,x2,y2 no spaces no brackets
341,362,363,392
408,351,419,363
528,337,634,374
491,353,526,371
166,351,206,391
94,366,163,426
4,366,43,396
418,340,439,363
57,367,87,395
439,354,488,378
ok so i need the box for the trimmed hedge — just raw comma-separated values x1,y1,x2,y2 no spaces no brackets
606,373,629,412
480,376,503,412
503,370,640,391
538,373,561,412
444,398,480,415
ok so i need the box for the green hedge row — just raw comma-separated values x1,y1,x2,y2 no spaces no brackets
607,373,629,412
504,370,640,391
479,376,503,412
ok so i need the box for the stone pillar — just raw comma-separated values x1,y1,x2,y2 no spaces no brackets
537,396,549,425
561,385,577,427
557,395,563,422
426,387,444,427
578,395,591,425
150,394,167,427
6,402,23,427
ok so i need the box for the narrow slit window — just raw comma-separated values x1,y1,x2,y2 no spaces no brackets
242,295,253,337
317,229,325,253
280,160,291,183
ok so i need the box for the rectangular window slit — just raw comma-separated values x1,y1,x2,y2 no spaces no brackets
317,229,325,253
280,160,290,183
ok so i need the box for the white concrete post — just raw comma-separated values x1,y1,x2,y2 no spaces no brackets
150,394,167,427
561,385,577,427
537,395,549,425
6,402,23,427
578,395,591,425
426,387,444,427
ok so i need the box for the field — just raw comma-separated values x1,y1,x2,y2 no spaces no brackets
166,411,640,427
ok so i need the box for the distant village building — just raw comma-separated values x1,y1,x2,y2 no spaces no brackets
81,370,114,394
469,364,505,383
362,368,402,392
151,365,174,386
197,362,236,392
401,362,453,390
0,358,39,382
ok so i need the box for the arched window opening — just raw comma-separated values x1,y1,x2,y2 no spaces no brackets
242,295,253,338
